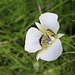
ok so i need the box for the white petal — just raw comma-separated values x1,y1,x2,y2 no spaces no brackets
39,12,59,34
36,39,63,61
25,27,43,53
57,33,65,38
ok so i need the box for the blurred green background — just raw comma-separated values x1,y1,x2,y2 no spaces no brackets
0,0,75,75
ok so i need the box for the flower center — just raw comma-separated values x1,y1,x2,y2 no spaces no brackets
39,29,57,48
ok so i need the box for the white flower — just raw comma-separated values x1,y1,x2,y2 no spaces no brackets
25,12,64,61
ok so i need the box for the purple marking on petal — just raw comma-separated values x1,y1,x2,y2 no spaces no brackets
47,29,56,34
39,35,43,47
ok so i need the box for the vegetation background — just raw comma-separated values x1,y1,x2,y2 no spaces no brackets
0,0,75,75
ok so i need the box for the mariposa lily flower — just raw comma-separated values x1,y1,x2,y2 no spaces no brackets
25,12,64,61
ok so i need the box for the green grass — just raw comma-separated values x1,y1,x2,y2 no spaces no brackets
0,0,75,75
